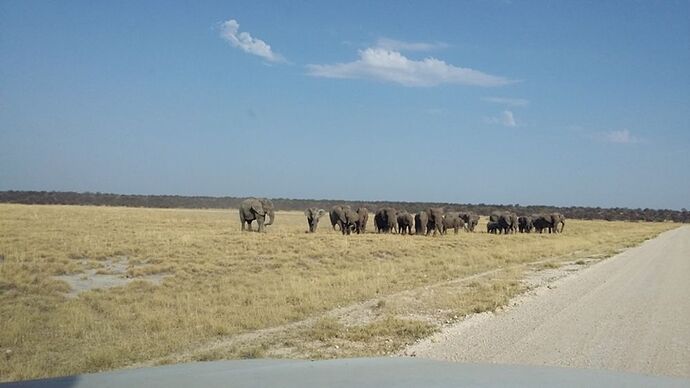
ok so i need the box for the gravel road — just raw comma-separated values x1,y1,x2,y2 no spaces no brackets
407,226,690,378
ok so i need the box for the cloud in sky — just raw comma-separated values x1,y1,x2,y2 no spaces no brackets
375,37,449,52
481,96,529,107
219,19,285,63
486,110,517,127
307,48,513,87
603,129,640,144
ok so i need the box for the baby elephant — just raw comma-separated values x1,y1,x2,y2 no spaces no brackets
487,221,501,234
304,208,327,233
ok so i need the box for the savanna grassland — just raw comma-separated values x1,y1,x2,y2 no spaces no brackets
0,204,678,381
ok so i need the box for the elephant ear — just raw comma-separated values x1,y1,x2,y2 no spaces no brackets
251,202,266,216
317,209,326,218
304,209,312,217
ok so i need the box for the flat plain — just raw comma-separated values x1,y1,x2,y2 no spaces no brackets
0,204,678,381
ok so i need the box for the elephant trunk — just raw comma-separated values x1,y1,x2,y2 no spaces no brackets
265,208,275,226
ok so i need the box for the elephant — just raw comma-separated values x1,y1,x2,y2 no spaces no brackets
490,211,517,234
426,208,444,236
532,214,550,233
518,216,533,233
374,208,398,233
355,207,369,234
487,221,501,234
239,198,275,232
508,212,518,233
532,213,566,234
329,206,344,231
304,208,327,233
442,213,465,234
330,205,356,234
396,211,414,235
415,210,429,235
341,207,361,235
459,212,479,232
330,205,353,231
551,212,566,233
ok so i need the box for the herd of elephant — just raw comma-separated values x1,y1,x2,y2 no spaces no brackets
239,198,566,235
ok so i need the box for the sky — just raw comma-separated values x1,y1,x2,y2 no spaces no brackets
1,1,689,210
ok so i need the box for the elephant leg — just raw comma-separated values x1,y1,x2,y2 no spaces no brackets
256,216,265,232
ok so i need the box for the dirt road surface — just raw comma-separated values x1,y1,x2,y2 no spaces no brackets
406,226,690,378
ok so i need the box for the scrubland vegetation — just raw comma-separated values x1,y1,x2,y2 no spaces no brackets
0,204,677,381
2,190,688,223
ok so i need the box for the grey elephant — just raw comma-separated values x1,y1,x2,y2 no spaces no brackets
426,208,444,236
415,210,429,235
355,207,369,234
374,208,398,233
442,212,465,234
459,212,479,232
532,214,550,233
396,211,414,235
340,207,361,235
329,206,344,231
239,198,275,232
304,208,327,233
330,205,355,234
487,221,500,234
490,211,517,234
518,216,533,233
551,212,566,233
532,213,565,234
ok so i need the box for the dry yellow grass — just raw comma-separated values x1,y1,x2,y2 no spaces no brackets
0,204,677,381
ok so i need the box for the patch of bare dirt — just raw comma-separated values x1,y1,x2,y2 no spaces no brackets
54,256,168,297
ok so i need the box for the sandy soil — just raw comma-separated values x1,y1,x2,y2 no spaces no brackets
405,226,690,378
55,256,167,297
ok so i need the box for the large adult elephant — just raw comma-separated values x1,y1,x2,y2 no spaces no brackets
442,212,465,234
239,198,275,232
533,213,565,234
341,207,361,235
415,210,429,235
426,208,444,236
397,211,414,235
532,214,550,233
551,212,566,233
374,207,398,233
304,208,327,233
518,216,533,233
491,211,517,234
459,212,479,232
330,205,355,234
329,206,344,231
355,207,369,234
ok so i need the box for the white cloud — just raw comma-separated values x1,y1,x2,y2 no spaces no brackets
486,110,517,127
219,19,285,63
375,37,449,52
307,48,513,87
603,129,640,144
481,97,529,107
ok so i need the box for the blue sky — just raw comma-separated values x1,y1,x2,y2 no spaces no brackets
1,1,688,209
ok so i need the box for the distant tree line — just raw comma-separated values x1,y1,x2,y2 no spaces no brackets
0,191,687,223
